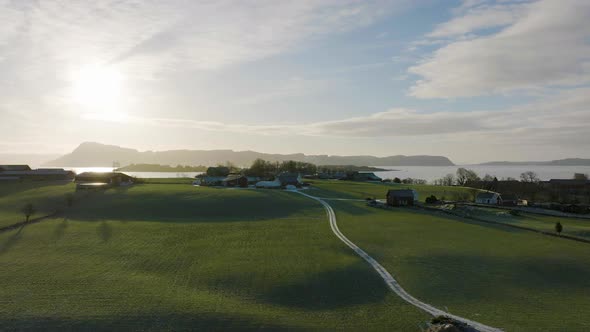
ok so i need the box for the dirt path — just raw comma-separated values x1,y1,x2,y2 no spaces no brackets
294,191,502,332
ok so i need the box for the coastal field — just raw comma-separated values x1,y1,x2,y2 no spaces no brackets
0,182,427,330
331,200,590,331
307,179,480,201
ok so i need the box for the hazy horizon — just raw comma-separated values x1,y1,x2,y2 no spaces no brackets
1,0,589,164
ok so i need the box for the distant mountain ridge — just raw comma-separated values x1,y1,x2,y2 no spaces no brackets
478,158,590,166
44,142,455,167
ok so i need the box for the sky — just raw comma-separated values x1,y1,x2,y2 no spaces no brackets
0,0,589,164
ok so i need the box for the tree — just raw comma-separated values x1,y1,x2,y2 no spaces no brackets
520,171,540,183
442,173,455,186
482,174,495,181
22,203,35,223
555,222,563,235
393,177,401,183
574,173,588,180
65,193,74,207
456,168,480,186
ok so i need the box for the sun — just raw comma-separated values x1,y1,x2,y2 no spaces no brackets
70,64,124,110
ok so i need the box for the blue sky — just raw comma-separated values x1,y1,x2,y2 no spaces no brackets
0,0,589,163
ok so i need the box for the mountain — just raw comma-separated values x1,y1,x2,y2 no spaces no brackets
478,158,590,166
44,142,455,167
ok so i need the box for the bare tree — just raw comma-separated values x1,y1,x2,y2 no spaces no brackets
456,168,480,186
520,171,540,183
22,203,35,223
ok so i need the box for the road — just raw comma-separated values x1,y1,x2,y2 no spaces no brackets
294,191,502,332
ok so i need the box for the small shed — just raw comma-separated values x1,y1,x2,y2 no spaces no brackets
386,189,418,206
475,192,501,205
223,174,248,187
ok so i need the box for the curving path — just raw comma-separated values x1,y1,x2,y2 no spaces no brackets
294,191,502,332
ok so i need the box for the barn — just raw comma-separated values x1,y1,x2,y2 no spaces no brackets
223,174,248,187
386,189,418,206
475,192,501,205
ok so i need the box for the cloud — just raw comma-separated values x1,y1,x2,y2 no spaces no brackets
408,0,590,98
0,0,402,81
86,87,589,150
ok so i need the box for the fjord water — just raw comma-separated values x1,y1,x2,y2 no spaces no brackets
374,165,590,182
64,166,590,182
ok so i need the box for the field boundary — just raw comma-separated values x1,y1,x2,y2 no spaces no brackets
420,205,590,245
293,190,502,332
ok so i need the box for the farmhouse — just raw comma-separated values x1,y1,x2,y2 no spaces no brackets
195,176,225,186
0,165,75,181
475,192,501,205
386,189,418,206
75,172,132,189
223,174,248,187
277,173,303,187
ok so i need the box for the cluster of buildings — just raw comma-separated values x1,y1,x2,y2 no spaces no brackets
194,167,304,189
0,165,133,190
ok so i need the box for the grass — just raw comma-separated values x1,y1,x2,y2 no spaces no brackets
307,179,480,202
464,206,590,240
332,200,590,331
0,183,428,330
0,181,76,228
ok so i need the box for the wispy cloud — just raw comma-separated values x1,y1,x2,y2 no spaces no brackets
408,0,590,98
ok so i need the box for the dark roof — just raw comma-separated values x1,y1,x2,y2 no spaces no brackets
501,193,518,200
0,165,31,171
476,192,498,199
386,189,415,198
223,174,247,181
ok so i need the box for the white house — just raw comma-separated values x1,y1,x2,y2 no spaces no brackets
475,192,501,205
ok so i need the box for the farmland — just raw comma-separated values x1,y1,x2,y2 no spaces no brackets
0,182,427,330
307,179,481,202
331,200,590,331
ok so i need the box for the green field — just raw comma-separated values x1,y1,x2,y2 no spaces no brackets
457,206,590,241
0,183,428,330
306,179,480,201
0,181,76,228
331,200,590,331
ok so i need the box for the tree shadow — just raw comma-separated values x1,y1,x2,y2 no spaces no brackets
97,221,112,242
0,224,25,255
52,218,68,240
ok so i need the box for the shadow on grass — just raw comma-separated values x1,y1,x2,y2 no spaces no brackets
405,253,590,305
65,189,318,224
328,201,373,216
0,224,25,255
98,221,112,242
212,262,389,310
0,180,73,197
0,313,293,331
53,219,68,240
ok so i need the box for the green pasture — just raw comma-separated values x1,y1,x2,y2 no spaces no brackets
0,183,428,330
332,200,590,331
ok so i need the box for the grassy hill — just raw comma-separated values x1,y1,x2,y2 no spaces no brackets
0,183,428,330
331,200,590,331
